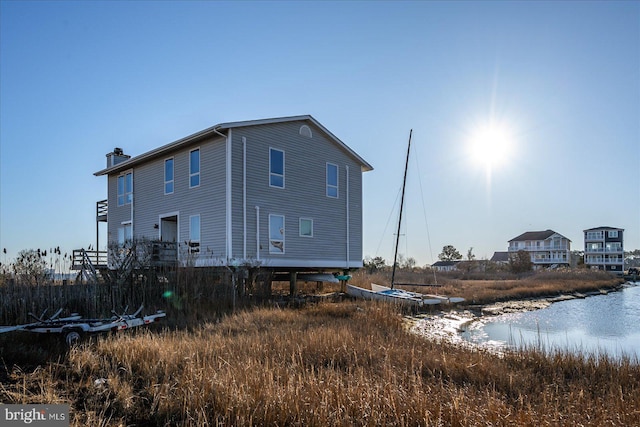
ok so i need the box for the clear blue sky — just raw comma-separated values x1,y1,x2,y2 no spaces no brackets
1,1,638,266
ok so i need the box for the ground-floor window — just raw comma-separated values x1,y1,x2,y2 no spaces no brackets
299,218,313,237
189,214,201,254
117,222,132,244
269,214,285,254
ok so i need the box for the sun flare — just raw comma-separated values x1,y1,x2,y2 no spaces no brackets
468,122,513,169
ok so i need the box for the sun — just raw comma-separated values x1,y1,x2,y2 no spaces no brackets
468,122,512,169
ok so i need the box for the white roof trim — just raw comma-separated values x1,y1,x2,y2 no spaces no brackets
95,115,372,176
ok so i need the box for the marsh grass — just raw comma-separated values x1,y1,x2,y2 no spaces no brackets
351,269,624,305
0,269,632,426
1,301,639,426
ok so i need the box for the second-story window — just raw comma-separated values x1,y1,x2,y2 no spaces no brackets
190,148,200,188
608,230,619,238
117,172,132,206
270,148,284,188
326,163,338,198
164,158,174,194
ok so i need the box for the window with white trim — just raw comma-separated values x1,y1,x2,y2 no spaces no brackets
299,218,313,237
608,230,619,238
326,163,338,198
117,172,133,206
164,158,174,194
299,125,312,138
190,148,200,188
269,148,284,188
189,214,201,254
269,214,285,253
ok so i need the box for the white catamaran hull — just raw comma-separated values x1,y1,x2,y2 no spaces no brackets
371,283,464,304
370,283,444,305
346,284,429,307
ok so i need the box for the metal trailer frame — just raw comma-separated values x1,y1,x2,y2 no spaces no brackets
0,306,166,346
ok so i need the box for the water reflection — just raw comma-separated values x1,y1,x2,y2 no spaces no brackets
462,284,640,360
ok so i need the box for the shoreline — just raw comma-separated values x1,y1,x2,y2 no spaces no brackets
408,280,635,353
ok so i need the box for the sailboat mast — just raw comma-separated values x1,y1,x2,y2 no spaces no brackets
391,129,412,289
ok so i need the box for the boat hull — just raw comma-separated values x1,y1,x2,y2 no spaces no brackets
346,284,430,307
371,283,463,304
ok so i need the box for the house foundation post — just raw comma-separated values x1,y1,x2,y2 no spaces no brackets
261,270,273,299
289,271,297,296
340,270,349,293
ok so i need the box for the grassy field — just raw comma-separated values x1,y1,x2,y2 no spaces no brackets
0,270,635,426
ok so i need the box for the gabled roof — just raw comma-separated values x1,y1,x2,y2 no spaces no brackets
431,260,461,267
583,226,624,232
509,230,571,242
94,115,373,176
490,251,510,262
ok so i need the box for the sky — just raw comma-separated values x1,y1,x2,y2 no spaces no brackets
1,1,639,267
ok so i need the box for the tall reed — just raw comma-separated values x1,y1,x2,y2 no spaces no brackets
2,301,638,426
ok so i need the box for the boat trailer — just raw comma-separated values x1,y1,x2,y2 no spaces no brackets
0,306,166,346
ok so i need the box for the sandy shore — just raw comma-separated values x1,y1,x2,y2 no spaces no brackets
407,282,635,354
407,299,559,351
407,310,509,355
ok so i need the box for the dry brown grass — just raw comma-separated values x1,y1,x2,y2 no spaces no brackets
2,300,639,426
351,268,624,306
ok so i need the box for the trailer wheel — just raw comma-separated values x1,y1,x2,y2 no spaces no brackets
65,330,83,346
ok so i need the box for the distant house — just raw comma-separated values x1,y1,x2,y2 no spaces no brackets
490,251,510,265
90,115,373,273
583,226,624,273
508,230,571,269
431,260,461,272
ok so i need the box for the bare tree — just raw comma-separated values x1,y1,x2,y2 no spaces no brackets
13,249,50,286
467,247,476,261
402,256,416,270
364,256,386,273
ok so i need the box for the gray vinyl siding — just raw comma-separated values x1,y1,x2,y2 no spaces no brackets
105,119,367,268
107,135,227,260
231,120,364,267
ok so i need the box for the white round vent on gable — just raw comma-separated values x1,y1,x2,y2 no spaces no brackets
299,125,312,138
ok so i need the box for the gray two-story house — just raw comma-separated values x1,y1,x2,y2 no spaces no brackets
93,115,373,273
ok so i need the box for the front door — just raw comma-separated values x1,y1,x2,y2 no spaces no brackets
160,215,178,242
157,214,179,265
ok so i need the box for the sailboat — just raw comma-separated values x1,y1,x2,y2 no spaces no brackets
346,130,464,307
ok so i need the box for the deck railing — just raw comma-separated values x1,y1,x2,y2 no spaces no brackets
584,247,624,253
151,241,178,267
96,199,108,221
509,245,570,252
585,257,624,264
532,257,569,264
72,242,177,271
72,249,108,270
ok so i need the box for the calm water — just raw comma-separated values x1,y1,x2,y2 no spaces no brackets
461,283,640,360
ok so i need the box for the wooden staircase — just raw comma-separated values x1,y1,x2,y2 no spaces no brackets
72,249,108,284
